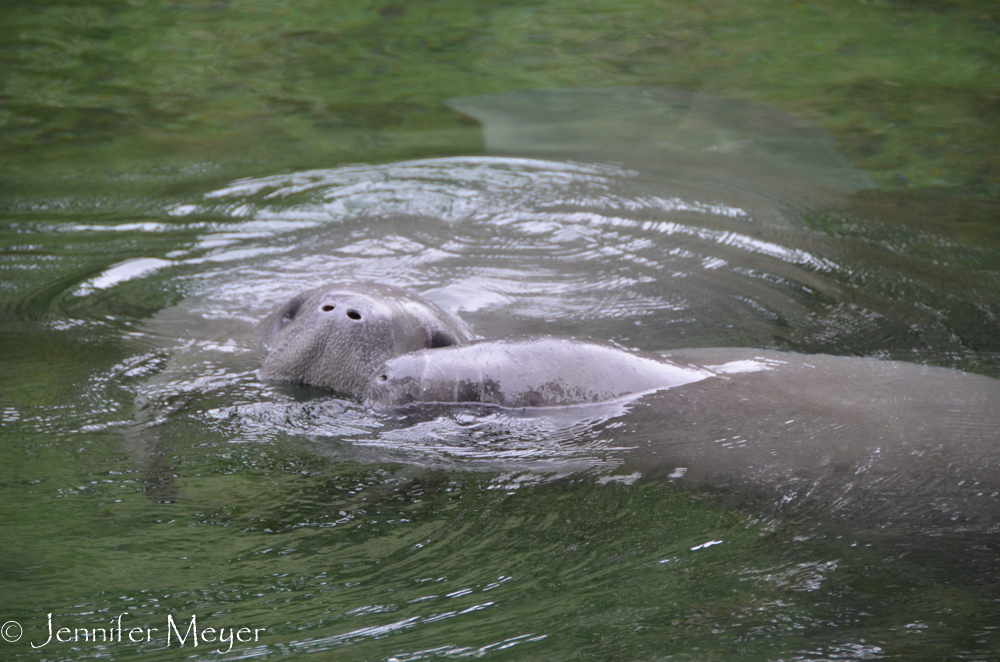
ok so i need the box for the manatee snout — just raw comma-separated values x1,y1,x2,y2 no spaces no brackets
257,282,473,396
364,353,500,414
364,369,422,410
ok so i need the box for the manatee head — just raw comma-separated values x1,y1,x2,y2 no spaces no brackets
257,282,474,396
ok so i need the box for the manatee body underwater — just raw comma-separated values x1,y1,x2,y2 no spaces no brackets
258,282,1000,532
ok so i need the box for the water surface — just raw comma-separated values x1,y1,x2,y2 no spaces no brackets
3,3,1000,661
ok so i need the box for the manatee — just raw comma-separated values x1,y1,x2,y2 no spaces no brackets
363,338,1000,530
445,87,873,195
258,282,474,395
363,336,716,410
365,337,1000,416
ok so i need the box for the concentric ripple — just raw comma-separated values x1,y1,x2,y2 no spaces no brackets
5,154,954,484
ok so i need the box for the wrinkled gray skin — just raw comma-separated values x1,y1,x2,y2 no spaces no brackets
258,282,474,395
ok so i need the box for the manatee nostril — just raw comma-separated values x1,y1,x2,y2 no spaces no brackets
430,330,457,348
321,304,335,312
347,310,361,320
378,374,387,382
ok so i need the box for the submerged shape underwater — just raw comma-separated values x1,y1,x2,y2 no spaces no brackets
4,86,1000,661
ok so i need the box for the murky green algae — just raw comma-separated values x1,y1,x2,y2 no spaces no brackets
2,0,998,198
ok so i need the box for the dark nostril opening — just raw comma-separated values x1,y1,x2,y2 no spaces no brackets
321,304,335,312
430,330,457,348
378,374,387,382
347,310,361,320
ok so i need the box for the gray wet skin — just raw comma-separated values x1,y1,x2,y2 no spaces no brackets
363,336,716,410
363,339,1000,530
257,284,1000,530
258,282,474,395
363,337,1000,417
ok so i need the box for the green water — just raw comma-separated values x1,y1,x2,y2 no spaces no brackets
3,1,1000,661
3,0,999,198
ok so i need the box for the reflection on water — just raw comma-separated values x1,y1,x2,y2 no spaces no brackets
142,153,998,367
2,89,1000,660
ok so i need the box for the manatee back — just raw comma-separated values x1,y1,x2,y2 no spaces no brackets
364,336,714,410
258,282,474,396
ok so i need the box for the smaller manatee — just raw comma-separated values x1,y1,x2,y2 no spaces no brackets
258,282,474,395
363,336,715,410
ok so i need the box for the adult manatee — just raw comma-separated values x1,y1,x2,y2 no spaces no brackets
258,282,474,395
